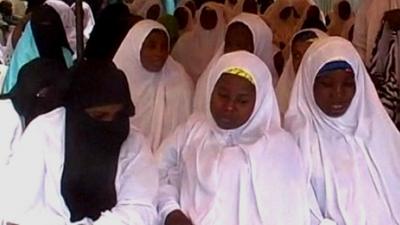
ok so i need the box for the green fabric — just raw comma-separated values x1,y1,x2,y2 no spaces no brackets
158,15,179,48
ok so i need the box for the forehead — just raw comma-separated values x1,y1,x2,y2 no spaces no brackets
227,21,252,34
215,72,255,90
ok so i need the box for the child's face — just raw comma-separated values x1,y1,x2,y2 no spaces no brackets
210,73,256,129
146,4,161,20
224,22,254,54
313,69,356,117
292,40,313,73
140,30,169,72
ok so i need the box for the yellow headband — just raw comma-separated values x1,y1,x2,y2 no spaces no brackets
223,67,255,85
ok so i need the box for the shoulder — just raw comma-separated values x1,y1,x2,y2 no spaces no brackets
119,128,152,159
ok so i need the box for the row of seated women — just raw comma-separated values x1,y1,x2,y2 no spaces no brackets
0,19,399,225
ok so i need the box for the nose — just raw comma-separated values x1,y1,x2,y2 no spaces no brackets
333,85,344,99
223,99,235,112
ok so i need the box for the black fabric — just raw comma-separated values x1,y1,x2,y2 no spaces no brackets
0,58,69,125
61,59,134,222
84,3,142,60
30,4,72,61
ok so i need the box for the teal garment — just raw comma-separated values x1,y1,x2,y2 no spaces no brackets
1,22,74,94
2,22,39,94
164,0,176,15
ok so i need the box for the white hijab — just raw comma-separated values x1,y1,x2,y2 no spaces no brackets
284,37,400,224
194,13,276,112
71,2,95,45
44,0,76,53
126,0,164,19
353,0,400,66
326,0,355,40
275,28,327,115
113,20,193,151
175,5,195,36
158,51,309,225
171,2,226,83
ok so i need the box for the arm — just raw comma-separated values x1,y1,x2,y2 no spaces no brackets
156,121,194,225
93,132,159,225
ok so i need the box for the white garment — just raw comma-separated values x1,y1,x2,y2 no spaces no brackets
113,20,193,151
44,0,77,54
172,2,226,83
284,37,400,225
0,107,159,225
71,2,95,46
176,5,194,36
352,0,400,66
157,51,309,225
0,64,8,88
0,99,23,166
194,13,276,113
275,28,327,115
126,0,164,19
326,0,355,40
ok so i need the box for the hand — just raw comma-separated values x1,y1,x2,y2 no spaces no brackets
165,210,193,225
384,9,400,31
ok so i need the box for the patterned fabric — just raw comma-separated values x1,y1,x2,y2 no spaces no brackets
369,20,400,129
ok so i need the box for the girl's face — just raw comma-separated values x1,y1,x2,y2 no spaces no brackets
140,29,169,72
210,73,256,129
224,22,254,54
146,4,161,20
313,69,356,117
292,40,313,73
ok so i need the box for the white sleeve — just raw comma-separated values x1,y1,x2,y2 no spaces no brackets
94,132,159,225
156,121,192,224
0,119,46,224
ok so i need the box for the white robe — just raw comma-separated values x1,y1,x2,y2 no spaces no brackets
0,107,159,225
275,28,327,115
284,37,400,225
113,20,193,151
157,51,310,225
171,2,227,83
194,13,276,112
0,99,23,167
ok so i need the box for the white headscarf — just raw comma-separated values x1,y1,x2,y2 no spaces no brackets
113,20,193,151
44,0,76,53
71,2,95,45
126,0,165,19
326,0,355,40
176,5,195,35
275,28,327,115
194,13,276,112
353,0,400,66
157,51,309,225
284,37,400,224
171,2,226,82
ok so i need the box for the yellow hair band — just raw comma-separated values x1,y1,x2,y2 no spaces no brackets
223,67,255,85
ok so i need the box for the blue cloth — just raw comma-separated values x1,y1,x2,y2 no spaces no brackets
2,22,39,94
317,60,353,76
1,22,73,94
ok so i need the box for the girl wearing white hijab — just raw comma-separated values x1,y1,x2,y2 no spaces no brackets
71,2,95,46
44,0,76,54
275,28,327,115
284,37,400,225
113,20,193,151
326,0,354,40
352,0,399,66
157,51,309,225
126,0,165,20
194,12,276,112
172,2,226,83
